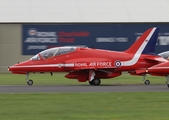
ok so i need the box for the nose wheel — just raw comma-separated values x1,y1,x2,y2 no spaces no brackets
25,73,34,86
27,79,33,86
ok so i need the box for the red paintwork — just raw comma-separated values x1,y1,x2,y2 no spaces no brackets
8,49,163,73
146,62,169,75
8,50,162,72
8,27,167,83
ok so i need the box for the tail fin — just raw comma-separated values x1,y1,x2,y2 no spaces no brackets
125,27,159,55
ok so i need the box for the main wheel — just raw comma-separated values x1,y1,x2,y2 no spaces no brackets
92,78,101,86
27,79,33,86
89,81,94,85
167,84,169,88
144,80,150,85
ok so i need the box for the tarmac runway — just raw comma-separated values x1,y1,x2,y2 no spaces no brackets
0,84,168,93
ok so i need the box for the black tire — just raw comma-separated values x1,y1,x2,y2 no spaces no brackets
92,78,101,86
144,80,150,85
167,84,169,88
27,79,33,86
89,81,94,85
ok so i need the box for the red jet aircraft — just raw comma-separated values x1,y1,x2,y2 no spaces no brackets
8,27,167,86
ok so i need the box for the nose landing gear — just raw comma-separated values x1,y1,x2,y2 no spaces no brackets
25,73,34,86
27,79,33,86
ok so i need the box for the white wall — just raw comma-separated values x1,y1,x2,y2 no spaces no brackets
0,0,169,22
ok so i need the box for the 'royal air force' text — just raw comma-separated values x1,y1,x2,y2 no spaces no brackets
75,62,112,67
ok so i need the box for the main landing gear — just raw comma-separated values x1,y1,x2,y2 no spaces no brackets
25,73,33,86
88,70,101,86
142,74,150,85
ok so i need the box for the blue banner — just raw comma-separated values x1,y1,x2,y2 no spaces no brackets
22,23,169,55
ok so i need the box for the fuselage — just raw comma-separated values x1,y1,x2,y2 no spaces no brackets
8,47,161,74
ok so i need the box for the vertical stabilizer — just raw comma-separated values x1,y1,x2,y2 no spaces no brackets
125,27,159,55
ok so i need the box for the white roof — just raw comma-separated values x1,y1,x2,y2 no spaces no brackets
1,0,169,22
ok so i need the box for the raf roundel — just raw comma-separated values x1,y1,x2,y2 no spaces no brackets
28,28,37,36
114,60,121,68
58,64,62,68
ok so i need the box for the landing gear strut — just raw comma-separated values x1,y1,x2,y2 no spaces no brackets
25,73,33,86
165,75,169,88
142,74,150,85
88,70,101,86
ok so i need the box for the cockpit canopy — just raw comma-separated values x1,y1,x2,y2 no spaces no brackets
30,47,76,60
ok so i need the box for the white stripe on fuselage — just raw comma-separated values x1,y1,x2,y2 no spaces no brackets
121,28,156,66
11,63,75,68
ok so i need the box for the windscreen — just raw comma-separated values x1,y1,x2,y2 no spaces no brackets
30,54,40,60
55,47,76,56
39,48,59,59
30,47,76,60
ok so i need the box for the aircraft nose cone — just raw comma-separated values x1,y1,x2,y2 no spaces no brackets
8,66,13,71
8,65,18,72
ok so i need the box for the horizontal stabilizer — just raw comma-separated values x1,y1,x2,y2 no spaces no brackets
144,57,168,62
